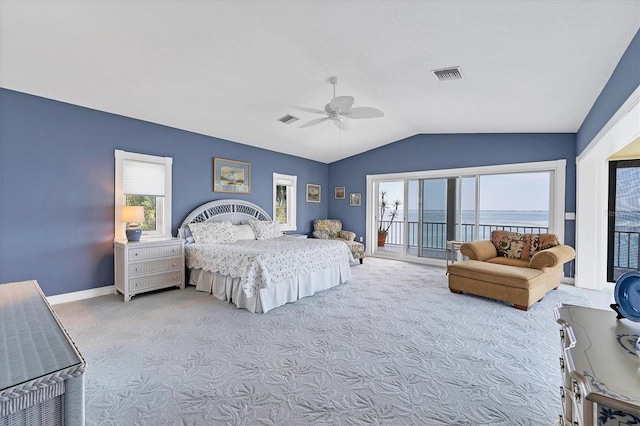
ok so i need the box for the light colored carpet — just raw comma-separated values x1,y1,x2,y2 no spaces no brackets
54,257,590,425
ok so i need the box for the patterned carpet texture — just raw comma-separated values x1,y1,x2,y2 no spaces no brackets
54,258,591,425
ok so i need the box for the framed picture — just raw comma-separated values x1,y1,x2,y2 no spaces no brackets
213,158,251,193
350,193,361,206
335,186,345,199
306,183,321,203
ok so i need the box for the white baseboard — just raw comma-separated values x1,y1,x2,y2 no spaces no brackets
48,285,115,305
561,277,575,285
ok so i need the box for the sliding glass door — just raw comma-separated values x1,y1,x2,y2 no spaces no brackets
376,181,405,255
418,178,450,259
607,160,640,281
368,162,561,265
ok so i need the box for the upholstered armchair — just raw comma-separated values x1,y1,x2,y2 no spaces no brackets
312,219,365,264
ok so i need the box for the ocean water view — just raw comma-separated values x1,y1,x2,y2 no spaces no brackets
396,210,550,228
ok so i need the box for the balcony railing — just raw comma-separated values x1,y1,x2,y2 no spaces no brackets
380,220,549,249
613,230,640,270
378,221,639,271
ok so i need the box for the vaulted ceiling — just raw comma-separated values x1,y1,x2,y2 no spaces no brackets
1,1,639,163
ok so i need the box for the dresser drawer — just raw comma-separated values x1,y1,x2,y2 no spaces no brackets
128,256,183,276
130,270,184,292
560,386,573,423
129,244,182,261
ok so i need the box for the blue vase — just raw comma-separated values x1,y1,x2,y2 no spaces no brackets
126,227,142,242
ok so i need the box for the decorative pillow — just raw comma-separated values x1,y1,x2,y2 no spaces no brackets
233,224,256,240
526,233,559,259
492,231,559,260
491,231,526,259
178,226,196,244
188,221,236,244
248,220,282,240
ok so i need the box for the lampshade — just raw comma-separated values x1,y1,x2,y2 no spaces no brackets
121,206,144,224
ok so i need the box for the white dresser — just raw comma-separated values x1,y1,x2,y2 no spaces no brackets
0,280,85,425
555,304,640,425
114,237,185,302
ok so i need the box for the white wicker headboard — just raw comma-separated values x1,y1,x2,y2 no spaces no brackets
178,199,272,239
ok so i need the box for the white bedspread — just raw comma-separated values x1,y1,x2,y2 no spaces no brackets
185,236,352,297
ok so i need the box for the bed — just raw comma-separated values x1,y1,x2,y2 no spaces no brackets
177,199,353,313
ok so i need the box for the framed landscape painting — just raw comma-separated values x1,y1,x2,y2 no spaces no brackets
335,186,345,199
306,184,321,203
213,158,251,193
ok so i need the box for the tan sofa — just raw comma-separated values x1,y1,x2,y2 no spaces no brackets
447,231,575,310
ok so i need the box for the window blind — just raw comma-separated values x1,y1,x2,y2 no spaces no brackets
123,160,165,196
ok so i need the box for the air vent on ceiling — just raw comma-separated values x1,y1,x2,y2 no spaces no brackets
432,66,463,81
278,114,299,124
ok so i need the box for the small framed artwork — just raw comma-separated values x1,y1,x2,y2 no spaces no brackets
306,183,321,203
335,186,345,199
350,193,361,206
213,158,251,193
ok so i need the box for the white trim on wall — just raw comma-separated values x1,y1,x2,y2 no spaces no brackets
575,86,640,291
47,285,115,305
272,172,297,231
114,150,173,241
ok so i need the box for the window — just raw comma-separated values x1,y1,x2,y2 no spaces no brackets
367,160,566,264
115,150,173,241
273,173,297,231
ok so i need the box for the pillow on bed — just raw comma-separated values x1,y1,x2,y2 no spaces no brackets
178,226,196,244
188,221,237,244
233,224,256,240
248,220,282,240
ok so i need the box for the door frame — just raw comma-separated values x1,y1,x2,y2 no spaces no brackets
575,86,640,290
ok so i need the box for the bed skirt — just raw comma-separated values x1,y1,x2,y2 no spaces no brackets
188,264,352,313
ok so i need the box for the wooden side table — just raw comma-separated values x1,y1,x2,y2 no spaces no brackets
0,280,86,425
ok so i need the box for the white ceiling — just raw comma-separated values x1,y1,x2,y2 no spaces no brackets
1,1,639,163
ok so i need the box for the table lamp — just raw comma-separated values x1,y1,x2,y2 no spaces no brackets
122,206,144,242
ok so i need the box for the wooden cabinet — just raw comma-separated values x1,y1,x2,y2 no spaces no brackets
555,304,640,425
0,280,85,425
114,238,185,301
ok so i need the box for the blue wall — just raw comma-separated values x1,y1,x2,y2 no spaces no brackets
328,133,577,248
577,29,640,154
0,89,328,296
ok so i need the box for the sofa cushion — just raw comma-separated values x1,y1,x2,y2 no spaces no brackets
485,257,530,268
447,260,546,290
491,231,559,260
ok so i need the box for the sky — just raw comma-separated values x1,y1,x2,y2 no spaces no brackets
379,172,550,212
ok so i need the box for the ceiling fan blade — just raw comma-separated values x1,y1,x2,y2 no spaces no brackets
300,116,331,128
333,118,352,131
344,106,385,119
291,106,327,115
327,96,354,112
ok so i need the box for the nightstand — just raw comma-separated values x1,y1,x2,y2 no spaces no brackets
114,238,185,302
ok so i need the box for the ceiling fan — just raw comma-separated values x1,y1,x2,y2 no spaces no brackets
294,76,384,131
